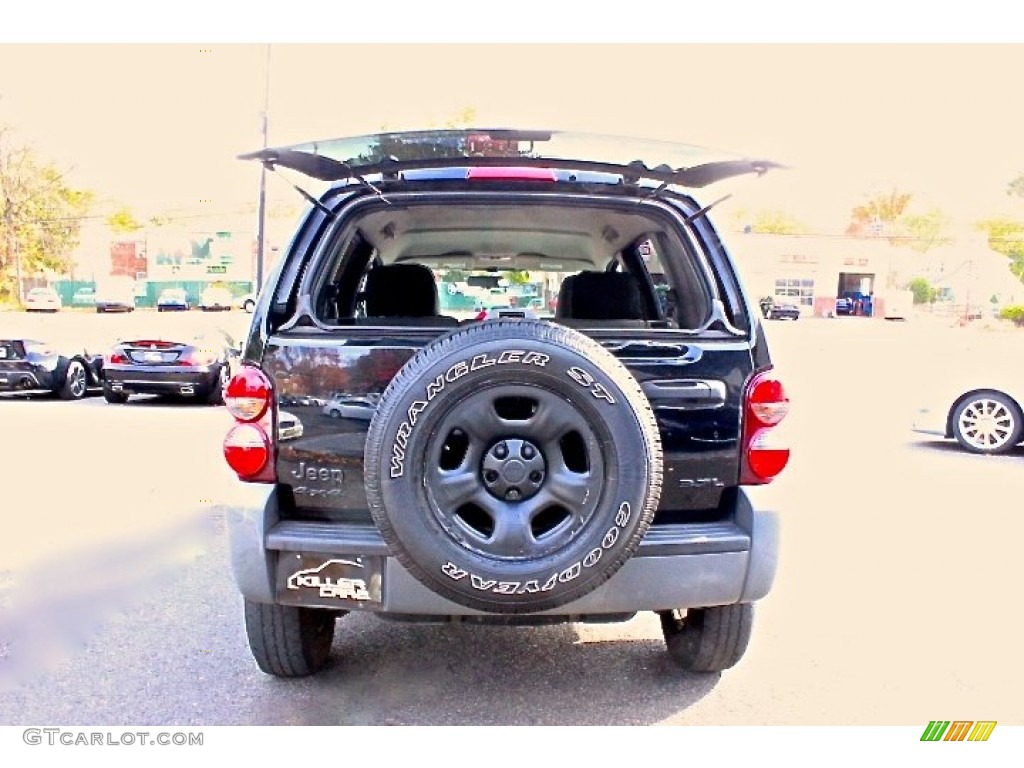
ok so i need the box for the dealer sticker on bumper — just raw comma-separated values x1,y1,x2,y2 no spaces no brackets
278,554,383,607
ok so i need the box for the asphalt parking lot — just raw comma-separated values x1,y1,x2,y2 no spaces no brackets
0,309,1021,725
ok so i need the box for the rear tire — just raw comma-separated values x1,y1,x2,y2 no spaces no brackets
59,360,89,400
660,603,753,672
243,600,338,677
951,391,1023,455
206,365,228,405
103,387,128,404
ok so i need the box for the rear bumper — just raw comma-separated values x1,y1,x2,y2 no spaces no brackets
0,366,56,392
104,365,220,396
912,406,948,437
226,485,779,616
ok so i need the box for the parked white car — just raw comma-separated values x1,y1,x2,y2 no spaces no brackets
278,410,304,441
321,394,379,420
912,348,1024,455
199,286,234,312
24,287,62,312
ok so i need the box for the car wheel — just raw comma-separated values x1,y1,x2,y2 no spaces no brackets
364,320,663,614
207,365,229,405
59,360,89,400
659,603,753,672
243,600,339,677
951,391,1023,455
329,409,341,418
102,387,129,404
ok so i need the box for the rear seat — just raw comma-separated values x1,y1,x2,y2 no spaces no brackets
554,271,654,328
356,264,458,326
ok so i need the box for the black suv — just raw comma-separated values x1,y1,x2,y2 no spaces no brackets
223,129,790,678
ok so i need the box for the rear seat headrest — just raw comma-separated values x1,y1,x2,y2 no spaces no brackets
364,264,439,317
556,271,647,321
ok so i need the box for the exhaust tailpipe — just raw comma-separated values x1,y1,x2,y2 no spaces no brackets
180,385,195,395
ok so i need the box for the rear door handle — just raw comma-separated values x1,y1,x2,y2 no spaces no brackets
642,379,727,410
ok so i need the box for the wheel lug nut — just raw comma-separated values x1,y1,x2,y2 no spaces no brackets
521,444,534,459
506,488,521,501
529,471,542,482
484,470,499,483
494,443,508,459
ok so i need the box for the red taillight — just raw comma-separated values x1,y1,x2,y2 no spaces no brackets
223,367,275,483
467,166,557,181
106,349,129,365
224,367,271,422
223,423,271,478
741,370,790,484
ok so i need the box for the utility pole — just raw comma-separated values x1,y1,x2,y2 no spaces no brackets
255,43,271,292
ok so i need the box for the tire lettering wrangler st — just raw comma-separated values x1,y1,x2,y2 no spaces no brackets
390,350,550,478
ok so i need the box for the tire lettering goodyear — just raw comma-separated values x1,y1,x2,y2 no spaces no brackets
440,502,632,596
390,350,549,478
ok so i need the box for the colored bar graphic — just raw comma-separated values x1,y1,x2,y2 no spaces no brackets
944,721,973,741
968,722,997,742
920,720,996,742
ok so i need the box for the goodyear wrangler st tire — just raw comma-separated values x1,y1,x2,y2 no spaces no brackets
364,320,663,614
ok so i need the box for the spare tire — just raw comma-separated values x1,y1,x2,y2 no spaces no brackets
364,320,662,614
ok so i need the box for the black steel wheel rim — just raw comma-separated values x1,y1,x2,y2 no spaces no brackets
423,383,607,562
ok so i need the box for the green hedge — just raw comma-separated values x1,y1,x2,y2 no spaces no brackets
998,305,1024,326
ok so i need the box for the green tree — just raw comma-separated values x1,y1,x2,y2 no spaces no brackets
732,208,809,235
106,206,143,235
906,276,937,304
442,107,477,129
975,217,1024,282
847,190,954,252
899,208,954,253
1007,172,1024,199
505,270,531,286
847,188,913,231
0,126,94,303
440,269,467,283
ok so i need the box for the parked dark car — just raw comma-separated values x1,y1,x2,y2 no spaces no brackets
157,288,191,312
102,328,239,404
0,338,103,400
94,279,137,313
224,128,790,679
767,301,800,320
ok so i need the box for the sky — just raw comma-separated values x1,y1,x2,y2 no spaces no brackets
1,35,1023,237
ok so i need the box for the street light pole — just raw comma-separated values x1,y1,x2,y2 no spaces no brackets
255,44,271,292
